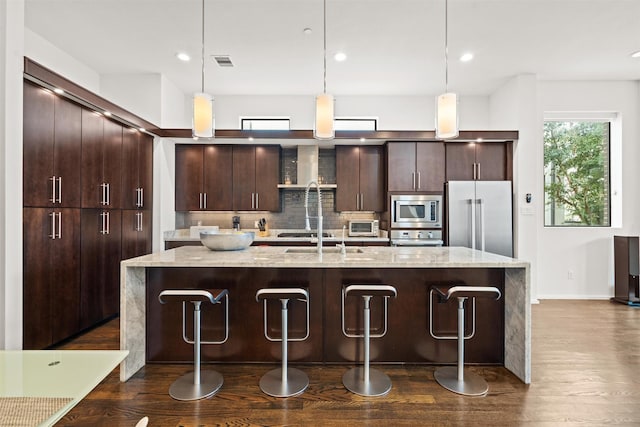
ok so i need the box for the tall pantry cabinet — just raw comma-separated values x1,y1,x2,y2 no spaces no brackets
22,80,153,349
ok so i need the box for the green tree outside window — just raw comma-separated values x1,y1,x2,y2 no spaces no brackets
544,121,610,226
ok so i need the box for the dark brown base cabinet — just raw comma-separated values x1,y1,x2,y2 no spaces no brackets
121,210,152,260
23,208,81,349
613,235,640,304
80,209,122,330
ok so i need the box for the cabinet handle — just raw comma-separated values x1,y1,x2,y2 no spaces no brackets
417,172,421,190
49,212,56,239
412,172,416,190
56,212,62,239
50,176,56,203
136,212,142,231
100,183,106,206
356,194,359,210
251,193,255,209
140,188,144,208
255,193,259,210
360,193,364,210
106,183,110,206
199,193,202,209
106,211,110,235
57,177,62,204
100,212,106,234
477,163,481,180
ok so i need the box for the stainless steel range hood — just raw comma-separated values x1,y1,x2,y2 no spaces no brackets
277,145,336,189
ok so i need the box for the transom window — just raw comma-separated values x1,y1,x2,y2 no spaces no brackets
241,118,290,131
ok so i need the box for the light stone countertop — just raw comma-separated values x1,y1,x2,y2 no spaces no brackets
123,245,529,269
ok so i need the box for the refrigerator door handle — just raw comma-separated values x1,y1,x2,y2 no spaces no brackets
477,198,485,252
470,198,476,250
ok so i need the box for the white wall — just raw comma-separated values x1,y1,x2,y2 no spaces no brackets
24,28,100,94
536,81,640,299
160,75,188,128
0,0,24,349
101,73,163,125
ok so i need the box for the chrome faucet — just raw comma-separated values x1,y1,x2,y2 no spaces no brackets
304,180,323,254
336,224,347,255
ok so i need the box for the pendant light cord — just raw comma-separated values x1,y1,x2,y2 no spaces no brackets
444,0,449,93
201,0,205,93
323,0,327,94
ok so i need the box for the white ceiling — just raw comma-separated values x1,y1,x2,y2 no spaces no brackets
24,0,640,98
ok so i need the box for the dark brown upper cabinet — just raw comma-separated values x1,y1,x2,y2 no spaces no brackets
387,142,445,193
23,81,82,208
445,142,509,181
232,145,280,211
175,144,233,211
81,111,123,208
336,145,385,212
121,128,153,210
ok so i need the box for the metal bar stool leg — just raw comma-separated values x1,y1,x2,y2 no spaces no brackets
169,301,224,401
342,285,397,397
256,288,310,398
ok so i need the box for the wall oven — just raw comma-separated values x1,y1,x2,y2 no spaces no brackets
391,194,442,229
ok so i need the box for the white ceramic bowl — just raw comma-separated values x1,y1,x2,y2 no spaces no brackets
200,230,254,251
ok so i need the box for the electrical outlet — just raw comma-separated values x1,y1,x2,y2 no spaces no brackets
567,270,574,280
254,220,259,228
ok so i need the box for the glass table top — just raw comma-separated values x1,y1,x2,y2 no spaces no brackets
0,350,128,426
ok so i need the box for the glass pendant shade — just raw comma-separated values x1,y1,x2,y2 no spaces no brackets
435,92,459,139
193,92,214,138
314,93,334,140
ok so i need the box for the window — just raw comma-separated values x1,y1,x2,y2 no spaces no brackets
241,118,290,130
543,120,610,226
334,118,377,131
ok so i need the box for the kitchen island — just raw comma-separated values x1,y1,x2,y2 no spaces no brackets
120,245,530,383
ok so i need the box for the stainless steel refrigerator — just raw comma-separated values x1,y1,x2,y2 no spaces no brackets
446,181,513,257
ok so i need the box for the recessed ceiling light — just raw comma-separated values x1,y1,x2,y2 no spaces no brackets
460,52,474,62
248,137,254,142
104,111,112,117
303,27,312,35
139,128,145,133
360,138,366,142
631,50,640,58
176,52,191,62
334,52,347,62
53,88,64,94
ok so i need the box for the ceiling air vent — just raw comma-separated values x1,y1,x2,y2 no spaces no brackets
212,55,234,67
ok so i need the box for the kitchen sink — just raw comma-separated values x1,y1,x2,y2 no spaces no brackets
277,232,333,238
285,247,364,254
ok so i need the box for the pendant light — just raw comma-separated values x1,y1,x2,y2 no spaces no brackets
314,0,334,140
193,0,214,138
435,0,459,139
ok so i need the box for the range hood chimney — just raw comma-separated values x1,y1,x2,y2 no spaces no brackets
296,145,319,186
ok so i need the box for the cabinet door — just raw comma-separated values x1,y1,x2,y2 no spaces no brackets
359,146,385,212
23,208,80,349
445,143,476,181
203,145,233,210
50,208,81,343
336,146,360,211
81,109,104,208
232,145,256,211
103,120,123,209
175,145,204,211
254,145,280,211
121,209,152,259
387,142,416,192
23,208,53,349
54,97,82,207
139,134,154,209
80,209,121,329
415,142,445,192
475,143,507,181
23,81,55,207
120,128,139,210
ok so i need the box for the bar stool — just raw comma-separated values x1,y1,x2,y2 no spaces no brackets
341,284,397,397
429,285,502,396
255,288,310,397
158,288,229,401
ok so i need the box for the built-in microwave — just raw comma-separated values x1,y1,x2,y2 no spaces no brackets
391,194,442,229
348,220,379,237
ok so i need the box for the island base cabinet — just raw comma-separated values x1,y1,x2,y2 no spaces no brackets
144,267,504,364
145,267,324,363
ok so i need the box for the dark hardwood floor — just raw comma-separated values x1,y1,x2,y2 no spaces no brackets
55,300,640,426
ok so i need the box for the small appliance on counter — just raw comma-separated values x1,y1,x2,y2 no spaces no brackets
348,219,379,237
232,216,241,231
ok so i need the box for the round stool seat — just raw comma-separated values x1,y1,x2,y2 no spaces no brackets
344,284,397,298
431,285,501,301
